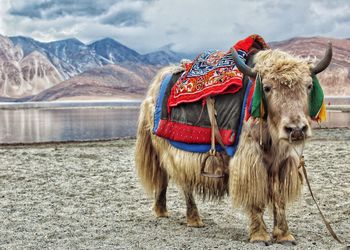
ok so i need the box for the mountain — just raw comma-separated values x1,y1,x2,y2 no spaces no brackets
2,35,185,100
0,35,63,97
42,38,108,73
9,35,184,75
141,50,181,65
1,34,349,101
88,38,141,64
272,37,350,95
10,36,108,78
30,64,158,101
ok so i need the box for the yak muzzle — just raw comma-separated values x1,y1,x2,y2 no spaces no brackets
284,125,308,142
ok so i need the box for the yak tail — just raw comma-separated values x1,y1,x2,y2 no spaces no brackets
135,99,167,196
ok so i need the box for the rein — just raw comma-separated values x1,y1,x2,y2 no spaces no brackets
290,136,343,244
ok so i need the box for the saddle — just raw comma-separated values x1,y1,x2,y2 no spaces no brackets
153,35,269,157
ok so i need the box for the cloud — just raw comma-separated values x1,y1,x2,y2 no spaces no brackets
8,0,118,19
100,1,149,27
101,10,144,27
0,0,349,53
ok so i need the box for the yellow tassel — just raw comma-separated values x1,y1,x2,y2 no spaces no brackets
317,102,327,122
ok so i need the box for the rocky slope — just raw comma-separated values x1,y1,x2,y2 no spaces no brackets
272,37,350,95
0,35,63,98
30,64,158,101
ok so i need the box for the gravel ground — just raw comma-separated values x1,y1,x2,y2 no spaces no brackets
0,129,349,249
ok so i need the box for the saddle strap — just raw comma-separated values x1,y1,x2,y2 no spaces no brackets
206,97,226,152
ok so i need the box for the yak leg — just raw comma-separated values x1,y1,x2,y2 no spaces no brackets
272,195,296,244
248,205,271,244
183,187,204,227
153,172,169,217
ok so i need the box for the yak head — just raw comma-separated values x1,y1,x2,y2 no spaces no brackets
232,43,332,145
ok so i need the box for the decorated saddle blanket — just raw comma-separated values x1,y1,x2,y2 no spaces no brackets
153,35,269,156
168,34,268,109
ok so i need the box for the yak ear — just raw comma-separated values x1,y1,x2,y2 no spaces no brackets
251,74,267,120
309,75,325,120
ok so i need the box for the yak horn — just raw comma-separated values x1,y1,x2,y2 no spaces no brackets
231,48,257,78
311,42,333,74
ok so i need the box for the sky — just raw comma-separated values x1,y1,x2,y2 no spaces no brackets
0,0,349,54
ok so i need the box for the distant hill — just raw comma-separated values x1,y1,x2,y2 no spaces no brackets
271,36,350,95
30,64,158,101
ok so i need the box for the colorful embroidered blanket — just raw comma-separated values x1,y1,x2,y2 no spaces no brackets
168,34,269,109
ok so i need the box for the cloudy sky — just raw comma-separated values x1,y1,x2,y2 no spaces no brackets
0,0,349,53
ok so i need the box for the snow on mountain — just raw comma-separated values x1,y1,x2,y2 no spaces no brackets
9,36,184,78
0,35,23,61
42,38,109,73
10,36,81,78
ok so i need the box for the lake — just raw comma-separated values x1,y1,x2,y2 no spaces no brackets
0,99,349,144
0,106,139,144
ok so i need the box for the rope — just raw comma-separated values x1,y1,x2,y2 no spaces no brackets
290,135,343,244
300,158,343,244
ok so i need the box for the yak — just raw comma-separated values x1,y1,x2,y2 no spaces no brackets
135,42,332,245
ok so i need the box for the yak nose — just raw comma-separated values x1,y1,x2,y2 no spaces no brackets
284,125,308,142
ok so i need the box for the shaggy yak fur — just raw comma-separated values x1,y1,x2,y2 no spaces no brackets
135,49,324,245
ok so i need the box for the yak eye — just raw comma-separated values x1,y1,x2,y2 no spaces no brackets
307,84,313,91
263,85,271,93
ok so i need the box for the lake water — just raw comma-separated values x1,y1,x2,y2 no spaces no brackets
0,99,349,144
0,107,140,144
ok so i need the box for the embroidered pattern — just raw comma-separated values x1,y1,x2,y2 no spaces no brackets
167,34,269,108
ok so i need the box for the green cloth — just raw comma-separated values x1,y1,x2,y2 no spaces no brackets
251,75,267,120
309,75,324,118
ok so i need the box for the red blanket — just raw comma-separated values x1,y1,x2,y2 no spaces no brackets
167,34,268,108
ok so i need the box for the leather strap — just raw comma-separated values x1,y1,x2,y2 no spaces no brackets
206,97,226,151
300,156,343,244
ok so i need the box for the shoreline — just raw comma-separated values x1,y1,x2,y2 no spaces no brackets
0,128,348,147
0,100,142,110
0,96,349,110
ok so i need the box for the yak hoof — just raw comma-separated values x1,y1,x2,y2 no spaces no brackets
250,232,271,245
274,233,296,245
153,207,169,218
155,211,169,218
187,219,205,228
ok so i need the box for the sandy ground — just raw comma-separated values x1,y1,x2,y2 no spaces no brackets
0,129,349,249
